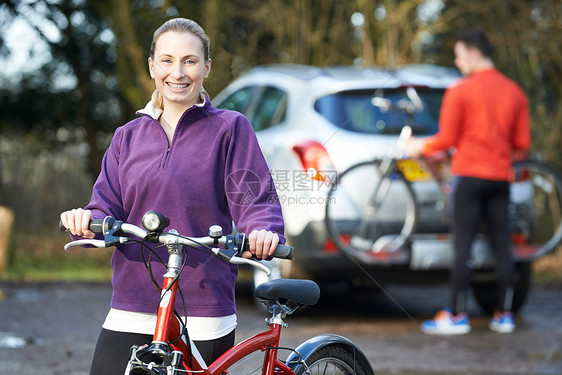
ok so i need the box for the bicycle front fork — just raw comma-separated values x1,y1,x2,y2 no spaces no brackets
126,342,184,375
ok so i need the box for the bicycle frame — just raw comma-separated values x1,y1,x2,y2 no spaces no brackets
209,324,291,375
62,213,374,375
126,232,296,375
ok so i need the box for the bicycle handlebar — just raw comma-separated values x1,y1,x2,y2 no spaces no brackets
396,126,412,151
371,87,424,115
58,218,105,233
60,213,293,274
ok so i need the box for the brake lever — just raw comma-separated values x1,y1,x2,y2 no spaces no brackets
228,256,271,276
214,233,246,261
64,239,107,251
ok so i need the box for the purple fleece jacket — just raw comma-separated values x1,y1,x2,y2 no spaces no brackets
82,97,285,317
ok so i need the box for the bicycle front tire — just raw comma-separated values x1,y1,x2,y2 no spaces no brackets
295,345,373,375
510,160,562,258
325,160,418,256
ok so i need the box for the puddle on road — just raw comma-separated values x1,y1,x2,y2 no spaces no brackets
0,332,27,349
528,350,562,361
14,288,42,302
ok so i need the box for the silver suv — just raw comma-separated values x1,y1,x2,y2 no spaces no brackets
213,64,531,313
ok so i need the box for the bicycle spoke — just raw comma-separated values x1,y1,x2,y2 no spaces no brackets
325,160,417,256
510,160,562,258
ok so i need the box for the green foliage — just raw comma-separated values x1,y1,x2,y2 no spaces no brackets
4,250,113,282
0,0,560,255
2,229,113,282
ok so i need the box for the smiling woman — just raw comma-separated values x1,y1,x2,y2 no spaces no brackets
144,19,213,143
149,31,210,115
148,30,211,142
59,17,285,375
148,19,211,115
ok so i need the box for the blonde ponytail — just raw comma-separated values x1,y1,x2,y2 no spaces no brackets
151,89,164,111
200,86,209,100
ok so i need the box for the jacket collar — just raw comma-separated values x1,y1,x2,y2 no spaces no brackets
136,95,209,120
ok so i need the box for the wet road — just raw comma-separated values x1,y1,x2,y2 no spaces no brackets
0,280,561,375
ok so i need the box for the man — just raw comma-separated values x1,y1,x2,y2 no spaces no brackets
406,29,531,335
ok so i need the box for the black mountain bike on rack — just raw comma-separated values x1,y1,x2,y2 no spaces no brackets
325,128,562,260
324,88,562,313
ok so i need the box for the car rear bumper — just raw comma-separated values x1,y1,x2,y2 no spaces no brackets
288,222,536,278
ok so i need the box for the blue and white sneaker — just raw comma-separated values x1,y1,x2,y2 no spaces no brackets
421,308,471,335
489,311,515,333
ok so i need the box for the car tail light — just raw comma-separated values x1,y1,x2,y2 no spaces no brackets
511,232,529,244
292,141,335,181
322,237,344,253
514,167,530,182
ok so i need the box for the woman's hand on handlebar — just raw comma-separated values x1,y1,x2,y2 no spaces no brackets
243,230,280,260
60,208,95,238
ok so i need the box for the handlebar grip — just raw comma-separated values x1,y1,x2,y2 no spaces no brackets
59,219,105,233
272,244,294,260
89,219,105,233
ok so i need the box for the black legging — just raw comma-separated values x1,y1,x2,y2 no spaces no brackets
89,328,235,375
450,176,514,315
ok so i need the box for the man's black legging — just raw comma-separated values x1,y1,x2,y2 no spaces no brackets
450,176,514,315
89,328,235,375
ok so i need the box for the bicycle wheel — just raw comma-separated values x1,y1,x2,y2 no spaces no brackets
325,160,417,256
510,160,562,258
295,345,373,375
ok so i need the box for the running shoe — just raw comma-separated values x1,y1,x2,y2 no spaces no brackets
489,311,515,333
421,308,471,335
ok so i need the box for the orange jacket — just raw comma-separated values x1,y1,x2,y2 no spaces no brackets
423,69,531,181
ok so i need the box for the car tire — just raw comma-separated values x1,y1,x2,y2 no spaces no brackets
471,261,532,314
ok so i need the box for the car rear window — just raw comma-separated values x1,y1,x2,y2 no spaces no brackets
314,88,444,136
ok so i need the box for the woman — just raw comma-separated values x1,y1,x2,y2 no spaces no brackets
60,18,285,374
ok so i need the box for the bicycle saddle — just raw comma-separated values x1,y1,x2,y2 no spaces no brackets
254,279,320,307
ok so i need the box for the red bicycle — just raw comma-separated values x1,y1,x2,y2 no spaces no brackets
62,211,374,375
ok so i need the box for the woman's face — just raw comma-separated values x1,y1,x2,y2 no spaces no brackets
149,31,211,109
